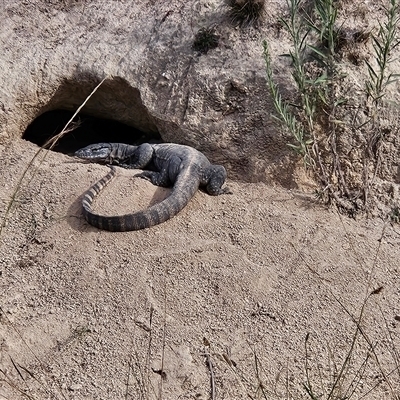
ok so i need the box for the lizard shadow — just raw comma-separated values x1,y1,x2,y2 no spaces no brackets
66,175,172,232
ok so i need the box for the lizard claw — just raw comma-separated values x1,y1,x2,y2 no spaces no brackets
134,172,152,182
222,187,233,195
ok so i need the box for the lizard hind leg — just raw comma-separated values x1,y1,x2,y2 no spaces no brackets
135,170,171,187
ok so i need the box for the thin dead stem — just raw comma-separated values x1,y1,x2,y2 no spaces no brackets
205,351,216,400
158,264,168,400
0,76,108,240
0,306,68,400
288,206,393,398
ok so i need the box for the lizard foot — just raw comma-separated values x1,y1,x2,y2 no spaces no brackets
134,171,152,182
221,187,233,195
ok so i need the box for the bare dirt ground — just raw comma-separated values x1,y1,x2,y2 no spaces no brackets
1,138,400,399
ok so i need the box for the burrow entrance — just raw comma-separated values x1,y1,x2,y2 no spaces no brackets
23,76,163,154
23,109,163,154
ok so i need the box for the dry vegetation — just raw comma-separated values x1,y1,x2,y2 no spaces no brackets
264,0,400,218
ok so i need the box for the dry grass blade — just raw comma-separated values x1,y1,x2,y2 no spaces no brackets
43,76,108,151
0,306,68,400
303,333,319,400
9,356,25,381
0,368,36,400
125,306,156,399
157,264,168,400
252,349,270,399
288,211,395,398
0,76,108,240
205,352,216,400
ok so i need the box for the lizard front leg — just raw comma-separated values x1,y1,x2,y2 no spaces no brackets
119,143,154,169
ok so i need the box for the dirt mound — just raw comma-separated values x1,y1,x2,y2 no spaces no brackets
1,139,399,399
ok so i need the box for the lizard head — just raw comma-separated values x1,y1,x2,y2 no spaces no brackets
75,143,113,163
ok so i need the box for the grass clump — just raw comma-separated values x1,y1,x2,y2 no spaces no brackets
264,0,343,204
263,0,400,215
366,0,400,105
306,0,339,57
263,41,313,164
226,0,265,27
192,27,219,54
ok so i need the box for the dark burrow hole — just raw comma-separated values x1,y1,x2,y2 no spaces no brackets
23,109,163,155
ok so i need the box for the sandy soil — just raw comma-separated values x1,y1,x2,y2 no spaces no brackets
0,138,400,399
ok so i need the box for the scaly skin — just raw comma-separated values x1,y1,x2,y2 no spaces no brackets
75,143,229,231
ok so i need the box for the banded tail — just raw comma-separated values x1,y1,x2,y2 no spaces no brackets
81,167,199,231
